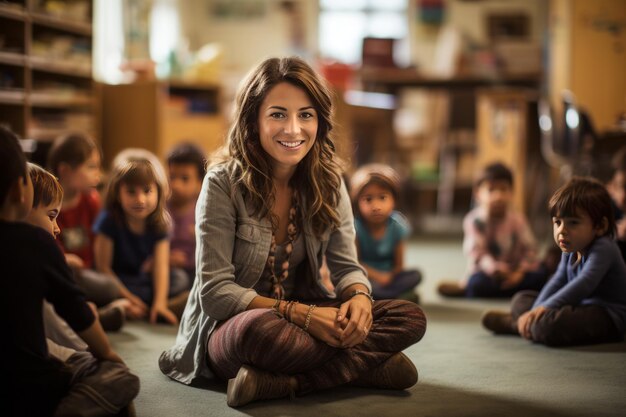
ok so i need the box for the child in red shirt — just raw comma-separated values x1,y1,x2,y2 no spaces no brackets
48,133,127,329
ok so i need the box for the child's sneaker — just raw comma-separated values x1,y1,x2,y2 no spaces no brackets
398,289,420,304
481,310,518,335
98,301,126,332
437,281,465,297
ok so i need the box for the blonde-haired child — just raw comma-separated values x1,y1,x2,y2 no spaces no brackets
350,163,421,302
482,177,626,346
94,150,190,324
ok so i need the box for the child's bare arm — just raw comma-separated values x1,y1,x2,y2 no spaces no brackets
78,304,124,363
93,233,147,315
150,239,177,324
170,249,188,268
363,265,393,286
617,219,626,240
392,240,406,275
65,253,85,269
500,268,525,289
93,234,117,278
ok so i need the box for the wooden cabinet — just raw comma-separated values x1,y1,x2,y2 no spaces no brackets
101,81,226,166
476,88,563,240
476,89,532,213
0,0,95,163
549,0,626,131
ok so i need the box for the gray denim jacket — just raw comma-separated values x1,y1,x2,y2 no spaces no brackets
159,161,369,385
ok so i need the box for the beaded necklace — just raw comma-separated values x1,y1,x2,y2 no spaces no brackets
267,192,299,300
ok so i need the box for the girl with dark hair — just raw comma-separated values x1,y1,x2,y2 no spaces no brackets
93,150,190,325
350,163,422,301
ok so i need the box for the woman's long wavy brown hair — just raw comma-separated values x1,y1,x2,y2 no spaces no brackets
213,56,342,237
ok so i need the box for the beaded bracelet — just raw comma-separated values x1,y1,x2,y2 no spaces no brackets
303,305,317,332
272,298,282,317
286,301,299,323
283,301,291,320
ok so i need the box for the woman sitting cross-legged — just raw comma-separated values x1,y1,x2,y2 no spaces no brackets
158,56,427,408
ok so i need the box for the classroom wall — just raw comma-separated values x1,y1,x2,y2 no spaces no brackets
410,0,548,72
178,0,319,90
178,1,547,80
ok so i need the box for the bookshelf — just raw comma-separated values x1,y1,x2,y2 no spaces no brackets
0,0,95,163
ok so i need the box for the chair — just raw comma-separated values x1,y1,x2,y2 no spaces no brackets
538,90,597,180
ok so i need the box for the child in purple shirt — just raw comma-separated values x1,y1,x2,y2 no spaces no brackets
482,177,626,346
167,143,206,279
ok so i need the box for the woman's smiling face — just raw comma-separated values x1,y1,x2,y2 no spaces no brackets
257,82,318,174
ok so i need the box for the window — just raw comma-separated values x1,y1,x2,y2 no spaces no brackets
94,0,180,83
318,0,409,65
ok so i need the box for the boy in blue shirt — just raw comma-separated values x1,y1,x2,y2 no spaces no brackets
482,177,626,346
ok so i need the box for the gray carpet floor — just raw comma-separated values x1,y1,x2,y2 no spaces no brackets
109,237,626,417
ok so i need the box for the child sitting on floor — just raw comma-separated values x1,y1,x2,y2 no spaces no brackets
350,163,421,302
27,162,140,415
438,162,548,298
94,149,190,324
482,177,626,346
0,127,138,416
27,162,111,348
605,146,626,262
47,133,127,330
166,142,206,280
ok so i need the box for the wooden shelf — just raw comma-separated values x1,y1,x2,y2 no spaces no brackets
359,67,542,93
30,12,92,36
0,4,26,21
30,93,93,107
0,89,26,104
30,56,92,78
0,51,26,66
168,79,221,91
28,127,96,142
0,1,95,166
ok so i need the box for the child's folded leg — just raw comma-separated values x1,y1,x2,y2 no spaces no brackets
465,272,508,298
53,352,140,417
74,268,121,307
530,305,622,347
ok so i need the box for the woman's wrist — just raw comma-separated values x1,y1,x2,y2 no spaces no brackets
349,289,374,304
341,284,370,302
290,302,308,328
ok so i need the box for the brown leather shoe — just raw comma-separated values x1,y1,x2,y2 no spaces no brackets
482,310,518,335
226,365,295,407
437,281,466,297
352,352,418,390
